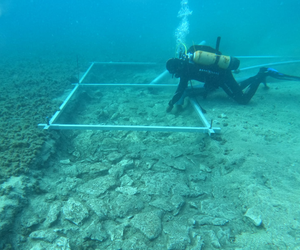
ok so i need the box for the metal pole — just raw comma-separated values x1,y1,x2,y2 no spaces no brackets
239,60,300,72
73,83,177,87
236,56,284,59
45,84,80,126
190,97,217,135
37,123,220,133
79,62,95,83
150,70,169,84
92,62,156,65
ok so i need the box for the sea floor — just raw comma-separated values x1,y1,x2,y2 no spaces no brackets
1,55,300,249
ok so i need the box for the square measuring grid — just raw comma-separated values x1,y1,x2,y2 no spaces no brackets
38,62,220,135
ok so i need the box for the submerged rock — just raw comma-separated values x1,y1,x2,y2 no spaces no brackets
171,195,185,216
29,236,71,250
29,229,58,243
87,198,108,220
115,186,138,195
62,198,89,226
55,237,71,250
107,152,124,163
77,175,116,197
106,221,126,242
163,221,190,249
75,162,110,177
130,211,162,240
193,215,229,226
120,174,133,186
0,176,27,241
112,193,144,218
149,198,174,212
189,172,207,182
122,236,148,250
117,159,135,170
44,201,62,228
244,207,262,227
141,172,183,196
0,196,20,235
191,235,204,250
171,160,186,171
209,230,221,248
81,220,108,242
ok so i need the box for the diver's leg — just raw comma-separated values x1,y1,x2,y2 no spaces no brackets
221,70,265,104
236,69,272,103
220,72,248,104
239,68,269,90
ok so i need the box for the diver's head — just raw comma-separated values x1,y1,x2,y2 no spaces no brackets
166,58,185,77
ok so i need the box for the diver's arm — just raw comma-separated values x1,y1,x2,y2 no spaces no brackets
167,77,189,112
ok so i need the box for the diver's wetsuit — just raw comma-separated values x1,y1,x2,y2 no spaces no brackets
169,62,263,106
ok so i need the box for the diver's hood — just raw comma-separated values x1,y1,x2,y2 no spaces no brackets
166,58,185,75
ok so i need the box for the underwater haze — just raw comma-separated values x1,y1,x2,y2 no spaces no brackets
1,0,300,61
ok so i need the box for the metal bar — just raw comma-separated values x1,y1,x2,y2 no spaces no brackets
46,84,80,125
236,56,285,59
92,62,157,65
48,111,60,125
150,70,169,84
75,83,177,87
190,98,218,135
79,62,95,83
37,123,220,133
59,84,79,110
240,60,300,71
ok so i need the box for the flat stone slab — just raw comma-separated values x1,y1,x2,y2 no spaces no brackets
87,198,108,220
130,211,162,240
44,201,61,227
115,186,138,195
62,198,89,226
29,229,58,243
193,215,229,226
163,221,190,249
77,175,116,197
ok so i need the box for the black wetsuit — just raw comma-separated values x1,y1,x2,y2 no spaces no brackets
168,46,264,106
169,63,263,106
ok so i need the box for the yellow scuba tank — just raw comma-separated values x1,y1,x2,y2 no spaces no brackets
193,50,240,70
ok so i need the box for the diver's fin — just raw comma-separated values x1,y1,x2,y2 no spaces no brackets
266,68,300,81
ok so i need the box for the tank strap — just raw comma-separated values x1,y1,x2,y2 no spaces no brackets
214,36,222,66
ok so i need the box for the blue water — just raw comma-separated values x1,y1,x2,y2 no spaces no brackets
1,0,300,61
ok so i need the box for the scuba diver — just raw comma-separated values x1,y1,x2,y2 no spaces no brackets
166,37,300,112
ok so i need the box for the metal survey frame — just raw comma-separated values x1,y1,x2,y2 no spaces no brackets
38,61,220,135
